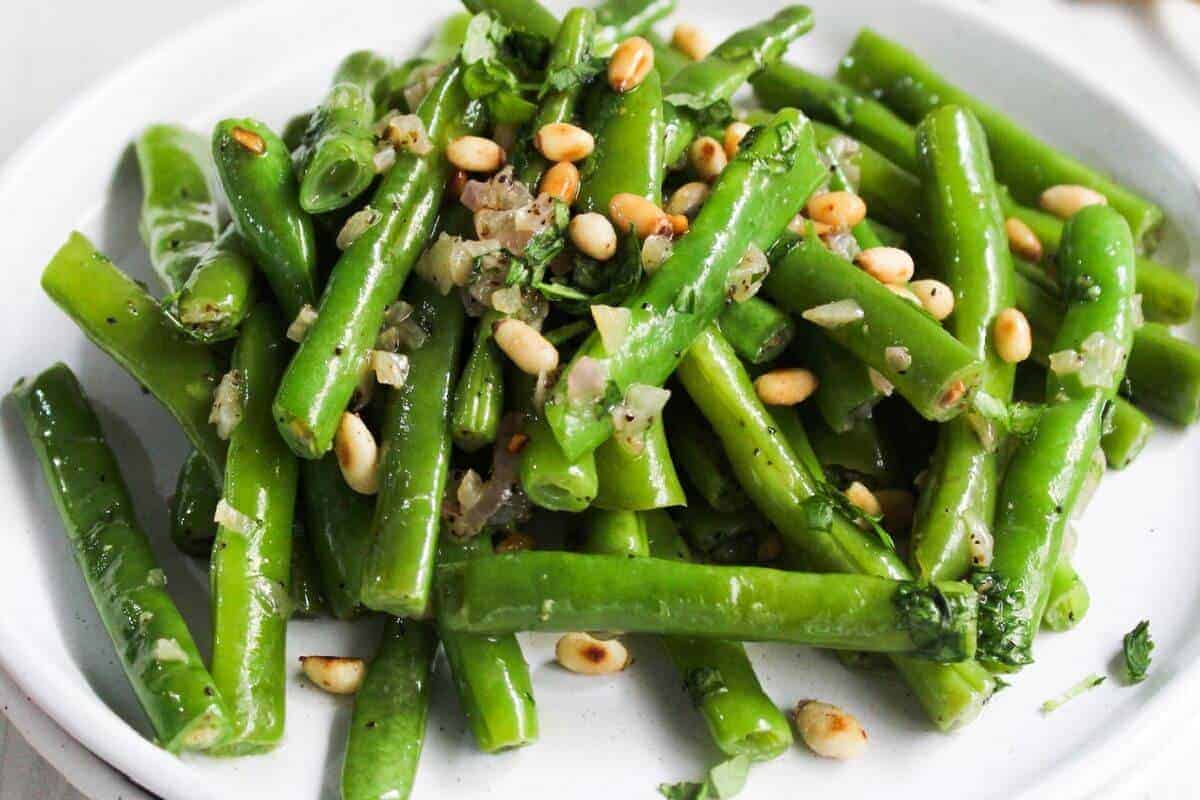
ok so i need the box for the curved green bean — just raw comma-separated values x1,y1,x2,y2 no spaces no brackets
717,296,796,365
667,402,748,512
581,508,650,556
593,417,687,511
172,224,258,343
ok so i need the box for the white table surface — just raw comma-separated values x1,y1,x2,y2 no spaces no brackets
1,1,1198,798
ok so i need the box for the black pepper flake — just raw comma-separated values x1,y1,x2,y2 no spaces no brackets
105,316,116,325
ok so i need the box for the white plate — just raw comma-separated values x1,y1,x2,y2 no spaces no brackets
0,1,1197,798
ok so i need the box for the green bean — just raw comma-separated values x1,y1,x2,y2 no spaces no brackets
666,402,748,512
647,32,690,82
546,109,826,460
341,619,437,800
577,66,665,213
438,551,977,659
41,232,226,483
717,296,796,365
978,206,1137,669
519,408,599,512
593,0,676,54
134,124,221,295
282,112,313,151
909,106,1016,583
837,29,1164,247
462,0,559,37
805,414,897,487
452,314,505,453
361,278,464,618
294,51,390,214
678,326,995,728
169,450,220,557
1042,558,1090,632
213,118,317,320
593,416,686,511
797,327,882,434
675,503,767,565
438,535,538,752
581,508,650,556
12,364,229,753
209,303,297,754
299,456,373,619
1101,397,1154,470
765,233,983,422
172,225,258,343
290,521,327,617
273,62,483,459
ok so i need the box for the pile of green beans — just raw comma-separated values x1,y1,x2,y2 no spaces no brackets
18,3,1200,796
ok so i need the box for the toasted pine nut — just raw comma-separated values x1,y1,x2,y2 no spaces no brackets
608,37,654,93
666,182,710,219
689,136,727,182
787,214,834,237
300,656,365,695
555,632,630,675
875,489,915,532
886,283,922,307
493,318,559,375
856,247,914,284
671,23,712,61
230,126,266,155
1039,184,1107,219
939,379,967,409
1005,217,1044,262
540,161,581,205
609,192,671,239
570,212,618,260
506,432,530,454
334,412,379,495
844,481,882,518
448,168,469,201
495,531,536,553
754,368,819,406
446,136,504,173
795,701,868,760
667,213,689,237
535,123,595,163
723,122,752,160
806,191,867,228
909,279,955,321
994,307,1032,363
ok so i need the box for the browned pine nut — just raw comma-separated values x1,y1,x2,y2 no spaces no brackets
667,213,689,237
300,656,365,695
608,37,654,93
671,23,712,61
689,136,727,182
446,135,504,173
1005,217,1044,262
555,632,630,675
754,368,819,406
334,412,379,495
534,123,595,163
570,212,618,260
909,279,955,321
666,181,710,218
540,161,581,205
230,126,266,155
787,214,834,237
844,481,882,518
806,191,867,228
939,379,967,409
493,318,559,375
609,192,671,238
855,247,914,284
723,121,752,160
795,701,868,760
993,307,1033,363
1039,184,1107,219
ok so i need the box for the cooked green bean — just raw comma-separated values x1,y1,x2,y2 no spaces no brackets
169,450,220,558
172,225,258,343
299,456,373,619
667,402,749,512
452,314,505,453
716,296,796,365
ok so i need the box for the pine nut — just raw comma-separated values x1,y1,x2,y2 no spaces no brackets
795,701,868,760
754,368,819,406
1005,217,1044,262
535,123,595,163
875,489,915,532
787,214,834,237
230,126,266,155
723,121,752,160
855,247,914,284
1039,184,1107,219
666,182,710,218
609,192,671,239
608,37,654,93
806,191,867,228
448,168,469,201
570,212,618,260
334,412,379,495
300,656,365,695
689,136,727,182
909,279,955,321
494,531,536,553
540,161,581,205
555,632,630,675
493,318,559,375
994,307,1032,363
671,23,712,61
668,213,689,236
886,283,922,307
939,379,967,409
446,136,504,173
844,481,882,518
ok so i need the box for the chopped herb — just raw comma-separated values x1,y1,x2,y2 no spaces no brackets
657,755,751,800
1122,620,1153,684
540,56,605,99
1040,673,1105,713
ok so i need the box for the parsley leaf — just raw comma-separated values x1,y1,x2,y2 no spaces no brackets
1041,673,1105,713
657,755,751,800
460,12,539,124
1123,620,1154,684
540,56,605,99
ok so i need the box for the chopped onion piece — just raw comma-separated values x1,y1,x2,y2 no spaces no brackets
152,638,189,664
403,63,445,111
214,498,258,536
611,383,671,455
337,207,382,251
868,368,894,397
966,412,998,453
371,350,410,387
378,301,428,350
824,230,861,262
456,468,485,511
641,235,673,275
533,369,553,412
1048,348,1084,376
884,345,911,374
1078,331,1124,389
373,143,396,174
802,299,864,329
591,305,631,354
286,304,318,343
490,285,524,314
208,369,244,440
385,113,432,155
460,166,532,213
566,356,609,404
726,245,769,303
